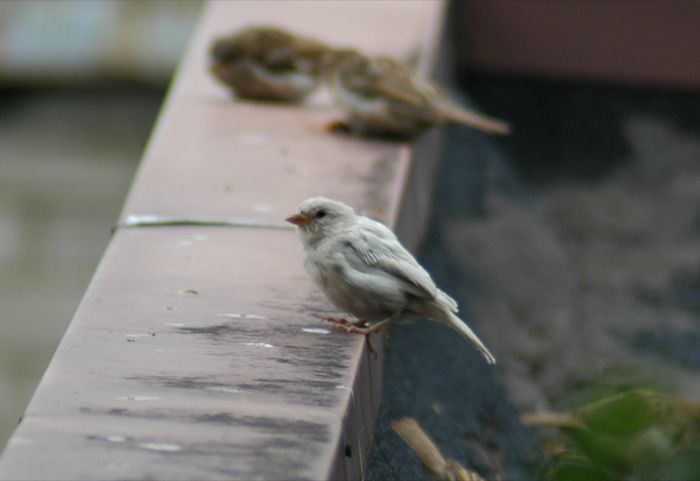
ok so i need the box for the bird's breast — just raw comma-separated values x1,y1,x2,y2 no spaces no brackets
304,249,404,322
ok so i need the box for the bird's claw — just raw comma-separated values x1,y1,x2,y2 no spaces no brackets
324,317,372,333
324,316,350,326
324,318,381,353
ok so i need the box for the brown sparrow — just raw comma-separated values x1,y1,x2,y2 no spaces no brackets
322,49,510,138
209,25,330,102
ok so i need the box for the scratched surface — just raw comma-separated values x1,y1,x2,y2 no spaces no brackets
0,228,379,481
0,1,445,480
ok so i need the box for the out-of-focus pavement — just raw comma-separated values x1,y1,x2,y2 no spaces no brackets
0,88,165,450
0,1,200,451
368,80,700,480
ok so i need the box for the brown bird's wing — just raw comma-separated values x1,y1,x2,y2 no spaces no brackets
367,58,456,126
369,58,429,105
265,36,329,73
364,58,511,136
342,55,433,110
215,26,326,73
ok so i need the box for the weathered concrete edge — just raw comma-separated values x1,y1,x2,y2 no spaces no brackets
0,2,448,480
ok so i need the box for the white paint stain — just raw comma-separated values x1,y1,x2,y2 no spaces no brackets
205,386,241,394
218,313,266,320
106,435,126,443
252,203,274,213
124,214,161,224
163,322,185,327
139,442,182,452
118,395,160,402
244,342,274,349
302,327,331,335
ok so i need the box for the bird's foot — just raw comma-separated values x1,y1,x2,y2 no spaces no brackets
325,317,377,334
324,318,384,353
323,316,360,326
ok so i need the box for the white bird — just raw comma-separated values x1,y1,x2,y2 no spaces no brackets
286,197,496,364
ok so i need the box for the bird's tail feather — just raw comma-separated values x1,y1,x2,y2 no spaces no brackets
437,101,511,136
437,289,458,313
414,296,496,364
441,309,496,365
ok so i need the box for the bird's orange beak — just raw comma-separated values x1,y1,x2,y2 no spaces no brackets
286,213,311,228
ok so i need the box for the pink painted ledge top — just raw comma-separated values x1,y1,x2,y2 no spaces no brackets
121,0,445,227
0,1,446,480
0,227,380,480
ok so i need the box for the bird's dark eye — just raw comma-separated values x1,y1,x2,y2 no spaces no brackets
316,210,326,219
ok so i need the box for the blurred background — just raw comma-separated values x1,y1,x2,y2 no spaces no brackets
367,2,700,480
0,0,201,450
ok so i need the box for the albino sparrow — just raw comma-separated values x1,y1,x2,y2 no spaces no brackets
286,197,495,364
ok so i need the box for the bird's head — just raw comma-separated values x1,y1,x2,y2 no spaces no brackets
210,26,294,63
286,197,355,245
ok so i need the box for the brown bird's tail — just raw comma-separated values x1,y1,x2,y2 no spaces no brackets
437,101,511,136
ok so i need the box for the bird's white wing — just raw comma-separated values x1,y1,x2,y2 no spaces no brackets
355,216,398,240
343,220,438,301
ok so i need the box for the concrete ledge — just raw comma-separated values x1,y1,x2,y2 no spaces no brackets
0,1,445,479
1,227,372,480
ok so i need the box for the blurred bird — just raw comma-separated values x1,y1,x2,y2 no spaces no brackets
392,417,486,481
322,49,510,138
286,197,496,364
209,25,330,102
522,389,700,479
